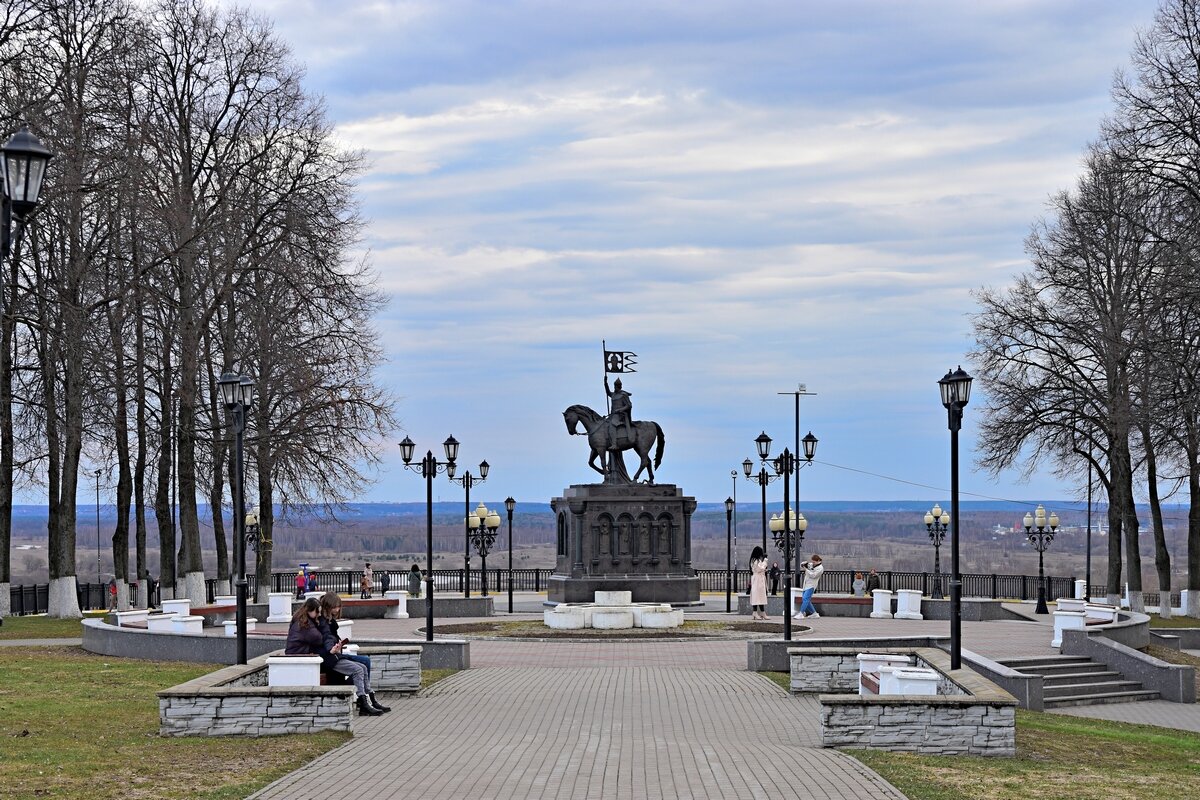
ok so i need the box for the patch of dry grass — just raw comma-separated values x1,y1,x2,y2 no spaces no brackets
853,709,1200,800
0,646,347,800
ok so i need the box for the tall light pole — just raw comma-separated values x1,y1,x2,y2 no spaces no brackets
448,459,488,597
743,432,782,554
399,435,459,642
724,496,734,613
730,470,737,588
924,503,949,599
770,432,816,641
778,383,816,541
939,365,972,670
94,469,102,586
504,497,515,613
1024,505,1059,614
467,501,501,596
1086,465,1092,601
218,372,255,665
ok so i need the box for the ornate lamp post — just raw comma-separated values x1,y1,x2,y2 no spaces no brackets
743,431,783,554
504,497,515,613
448,458,488,597
939,365,973,670
467,501,501,596
724,496,735,613
924,503,950,599
1,124,53,261
1024,504,1059,614
218,372,255,665
245,507,262,554
399,435,459,642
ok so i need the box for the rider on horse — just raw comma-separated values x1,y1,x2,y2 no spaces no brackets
605,376,633,448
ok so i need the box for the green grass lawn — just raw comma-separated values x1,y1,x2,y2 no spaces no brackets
0,646,348,800
0,613,106,640
852,710,1200,800
1148,613,1200,628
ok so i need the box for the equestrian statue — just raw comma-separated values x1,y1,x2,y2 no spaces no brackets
563,362,666,484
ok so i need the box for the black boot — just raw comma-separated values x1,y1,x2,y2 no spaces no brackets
357,695,383,716
369,692,391,712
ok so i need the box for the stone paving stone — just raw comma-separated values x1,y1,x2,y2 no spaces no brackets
248,667,907,800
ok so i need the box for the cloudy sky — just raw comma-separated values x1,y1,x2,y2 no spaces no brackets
227,0,1158,507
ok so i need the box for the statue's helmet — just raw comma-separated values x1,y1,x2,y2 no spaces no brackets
614,378,623,389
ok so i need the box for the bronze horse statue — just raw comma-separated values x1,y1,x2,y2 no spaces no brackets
563,404,665,484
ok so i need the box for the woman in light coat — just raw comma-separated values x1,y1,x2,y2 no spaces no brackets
749,545,770,620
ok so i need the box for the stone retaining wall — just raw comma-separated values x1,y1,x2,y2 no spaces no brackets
158,646,423,737
789,646,1017,757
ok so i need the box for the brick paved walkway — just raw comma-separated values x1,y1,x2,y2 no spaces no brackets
250,665,906,800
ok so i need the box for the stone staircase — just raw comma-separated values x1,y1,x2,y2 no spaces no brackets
996,655,1160,708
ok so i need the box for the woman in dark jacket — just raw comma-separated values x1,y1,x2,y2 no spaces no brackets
321,592,389,712
285,597,382,716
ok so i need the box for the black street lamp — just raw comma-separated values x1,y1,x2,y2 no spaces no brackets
448,458,488,597
399,435,459,642
467,501,501,596
924,503,949,599
769,446,813,642
939,365,973,670
94,469,102,587
743,431,783,554
724,496,735,613
1024,505,1059,614
218,371,255,665
505,497,515,613
1,124,53,261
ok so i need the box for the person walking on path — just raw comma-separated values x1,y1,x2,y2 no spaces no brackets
408,564,423,598
107,577,118,610
379,569,391,594
768,562,781,596
284,598,382,717
795,554,824,619
306,572,318,594
749,546,769,620
361,563,373,599
865,568,881,596
294,570,306,599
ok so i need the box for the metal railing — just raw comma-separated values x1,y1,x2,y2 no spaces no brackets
5,571,1186,614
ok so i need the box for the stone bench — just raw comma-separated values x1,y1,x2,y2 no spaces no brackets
146,612,178,632
114,609,149,627
1084,603,1119,624
171,615,205,634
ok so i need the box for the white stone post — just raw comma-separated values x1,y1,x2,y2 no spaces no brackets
384,590,409,619
870,589,893,619
161,598,191,617
894,589,923,620
267,655,322,686
1073,579,1086,600
1051,610,1086,648
266,592,294,623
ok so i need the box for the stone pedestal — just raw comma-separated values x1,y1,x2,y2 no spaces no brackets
1052,610,1086,648
161,598,191,617
547,483,700,605
266,592,294,623
384,590,409,619
895,589,924,620
870,590,894,619
1073,579,1086,600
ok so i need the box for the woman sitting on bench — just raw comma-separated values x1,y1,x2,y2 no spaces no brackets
320,591,389,712
284,597,384,717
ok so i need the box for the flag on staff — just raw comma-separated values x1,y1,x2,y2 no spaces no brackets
604,349,637,373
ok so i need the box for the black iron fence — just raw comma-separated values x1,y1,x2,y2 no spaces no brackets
7,570,1185,614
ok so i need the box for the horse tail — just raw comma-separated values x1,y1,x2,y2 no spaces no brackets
653,422,665,468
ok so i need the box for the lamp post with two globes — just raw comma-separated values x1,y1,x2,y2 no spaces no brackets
467,501,501,596
449,459,489,597
398,435,459,641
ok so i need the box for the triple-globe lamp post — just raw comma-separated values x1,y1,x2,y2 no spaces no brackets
768,431,817,642
1024,504,1059,615
743,432,783,555
939,365,973,670
218,372,256,665
398,435,460,641
466,501,502,596
924,504,950,600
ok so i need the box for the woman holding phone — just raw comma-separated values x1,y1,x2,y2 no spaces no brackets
321,592,390,712
284,597,382,716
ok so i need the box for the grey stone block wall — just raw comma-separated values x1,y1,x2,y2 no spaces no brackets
821,700,1015,756
159,689,353,737
789,653,864,693
361,647,421,692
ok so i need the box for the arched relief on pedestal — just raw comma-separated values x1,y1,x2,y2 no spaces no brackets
654,512,675,565
556,512,568,557
616,513,634,561
593,513,614,567
633,513,653,565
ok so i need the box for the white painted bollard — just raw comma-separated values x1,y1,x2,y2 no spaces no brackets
790,587,805,618
1052,610,1086,648
1056,597,1085,613
879,666,939,695
161,598,191,617
171,615,204,634
1073,580,1086,600
114,609,148,627
336,620,353,641
146,612,177,632
856,653,909,696
870,589,893,619
267,655,322,687
266,592,294,623
383,590,409,619
222,619,257,636
894,589,924,620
